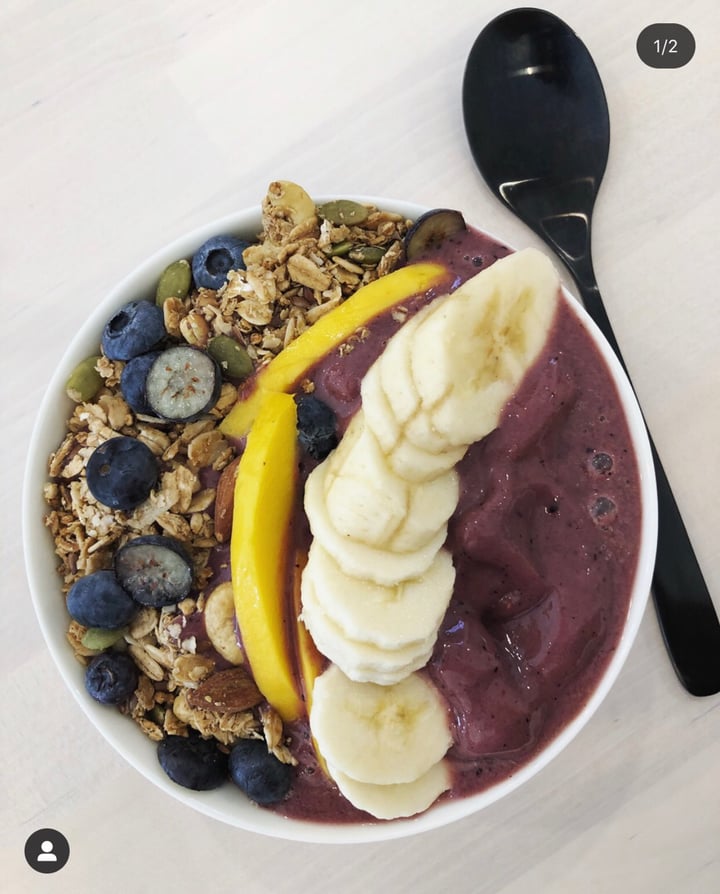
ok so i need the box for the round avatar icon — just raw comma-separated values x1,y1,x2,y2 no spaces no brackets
24,828,70,873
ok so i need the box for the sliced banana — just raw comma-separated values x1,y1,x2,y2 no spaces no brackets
203,581,244,665
390,467,458,551
310,664,452,785
429,379,518,448
376,299,458,455
323,414,408,547
327,760,451,820
376,292,470,432
304,460,446,586
304,543,455,650
388,433,465,483
401,408,454,454
300,575,435,685
360,364,402,454
323,413,459,551
300,245,561,815
362,356,463,481
403,417,448,455
377,310,426,425
362,368,463,481
410,248,560,447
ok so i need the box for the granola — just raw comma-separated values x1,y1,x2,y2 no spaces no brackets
44,182,411,777
164,186,410,368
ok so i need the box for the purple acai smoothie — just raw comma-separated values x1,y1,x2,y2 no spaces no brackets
264,225,642,822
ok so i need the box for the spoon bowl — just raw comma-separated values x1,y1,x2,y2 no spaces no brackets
463,8,720,696
463,8,609,320
463,9,609,187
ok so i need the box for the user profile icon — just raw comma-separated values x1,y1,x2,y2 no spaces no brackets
24,828,70,873
37,840,57,861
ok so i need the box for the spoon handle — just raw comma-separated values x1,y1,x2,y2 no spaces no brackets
570,270,720,697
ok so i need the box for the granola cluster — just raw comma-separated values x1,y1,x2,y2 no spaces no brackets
162,181,410,365
45,385,235,590
43,182,410,766
43,383,281,754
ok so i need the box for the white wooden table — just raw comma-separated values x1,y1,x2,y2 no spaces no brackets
2,1,719,892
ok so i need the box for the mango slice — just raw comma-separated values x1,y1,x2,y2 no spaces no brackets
230,391,303,721
220,261,448,439
292,551,325,714
292,551,328,771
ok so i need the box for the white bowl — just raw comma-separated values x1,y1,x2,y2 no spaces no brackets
22,197,658,843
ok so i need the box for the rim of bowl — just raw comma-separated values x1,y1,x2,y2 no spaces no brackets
22,196,658,844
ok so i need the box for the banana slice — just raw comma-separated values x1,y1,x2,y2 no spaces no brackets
390,467,458,551
363,356,464,481
309,664,452,785
304,543,455,650
304,460,447,586
376,300,460,455
203,581,244,665
300,576,435,684
410,248,560,447
327,760,451,820
361,369,463,481
429,380,513,448
377,310,427,425
324,413,459,551
360,364,402,454
388,433,466,483
401,408,454,454
323,414,408,547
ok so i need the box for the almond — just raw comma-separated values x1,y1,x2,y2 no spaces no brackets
214,455,241,542
186,667,263,713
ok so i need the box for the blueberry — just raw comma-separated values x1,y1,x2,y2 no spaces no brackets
590,496,618,527
157,734,228,791
296,395,338,460
192,235,250,290
145,345,221,421
119,351,162,415
114,535,193,607
228,738,293,805
66,570,137,629
85,651,138,705
86,436,158,511
404,208,467,261
590,451,614,474
101,300,166,361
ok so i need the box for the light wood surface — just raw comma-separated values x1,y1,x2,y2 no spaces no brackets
3,1,719,892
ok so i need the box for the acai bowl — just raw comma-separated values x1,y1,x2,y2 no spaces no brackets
23,181,657,843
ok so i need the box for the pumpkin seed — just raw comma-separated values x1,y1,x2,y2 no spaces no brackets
150,704,167,724
81,626,129,651
65,355,103,402
208,335,253,380
348,244,387,266
156,258,192,306
325,240,353,257
316,200,369,226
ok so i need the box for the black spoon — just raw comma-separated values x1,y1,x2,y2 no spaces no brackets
462,7,720,696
